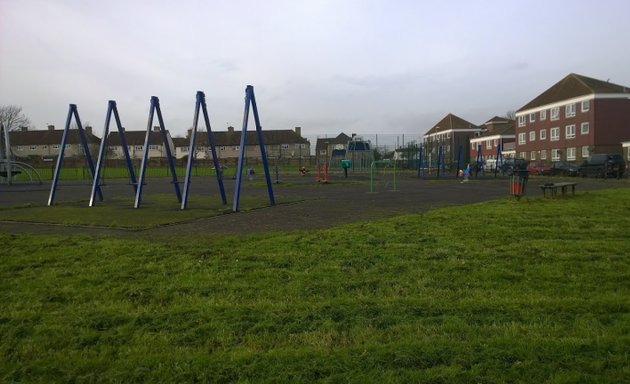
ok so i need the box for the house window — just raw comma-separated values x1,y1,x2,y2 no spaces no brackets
319,149,327,155
181,147,188,153
567,147,576,161
30,145,37,150
580,122,589,134
281,144,290,150
565,124,576,139
16,146,23,151
530,151,536,160
540,110,547,120
232,146,239,151
540,150,547,160
550,107,560,121
518,132,526,145
540,129,546,140
582,146,590,158
529,131,535,141
494,139,498,146
519,152,527,159
529,113,536,122
446,132,451,139
108,146,117,151
581,100,590,112
220,146,226,151
42,145,48,150
550,127,560,141
65,144,71,149
518,115,526,127
52,144,60,150
486,140,492,149
149,145,159,150
565,103,576,118
551,149,561,161
471,143,475,150
300,144,307,149
134,145,143,150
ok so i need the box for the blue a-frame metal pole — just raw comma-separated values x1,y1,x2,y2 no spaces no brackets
48,104,101,206
417,144,423,178
90,100,137,206
233,85,275,213
437,145,443,178
495,143,504,177
476,144,485,177
456,144,462,177
181,91,227,210
134,96,181,208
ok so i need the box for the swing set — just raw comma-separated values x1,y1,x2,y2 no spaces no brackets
48,85,275,213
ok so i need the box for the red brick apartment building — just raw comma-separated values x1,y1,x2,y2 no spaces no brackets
423,113,480,165
470,116,515,161
515,73,630,163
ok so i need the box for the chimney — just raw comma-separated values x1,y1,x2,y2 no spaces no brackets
295,126,302,137
48,125,55,132
153,126,160,132
228,126,234,133
187,128,192,138
21,126,28,132
85,126,93,135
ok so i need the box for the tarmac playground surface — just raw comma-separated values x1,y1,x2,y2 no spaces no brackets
1,170,628,238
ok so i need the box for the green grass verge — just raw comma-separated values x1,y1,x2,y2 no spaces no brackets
1,189,630,382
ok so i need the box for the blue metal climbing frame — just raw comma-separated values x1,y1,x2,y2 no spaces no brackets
495,143,504,177
89,100,137,206
233,85,275,212
475,144,485,177
181,91,227,210
48,104,101,206
134,96,181,208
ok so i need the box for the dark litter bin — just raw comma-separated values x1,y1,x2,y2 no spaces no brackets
510,170,529,199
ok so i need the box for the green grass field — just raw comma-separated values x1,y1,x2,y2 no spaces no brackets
1,189,630,382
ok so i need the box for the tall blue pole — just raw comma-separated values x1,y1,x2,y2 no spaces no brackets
134,98,156,208
456,144,462,177
249,86,275,206
155,100,181,203
232,89,251,212
200,92,227,205
437,145,443,178
48,105,73,206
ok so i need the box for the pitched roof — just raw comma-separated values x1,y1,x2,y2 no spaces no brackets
315,133,352,151
106,130,171,146
173,129,309,147
424,113,479,136
9,128,101,146
517,73,630,112
477,116,515,137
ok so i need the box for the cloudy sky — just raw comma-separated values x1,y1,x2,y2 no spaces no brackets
1,0,630,139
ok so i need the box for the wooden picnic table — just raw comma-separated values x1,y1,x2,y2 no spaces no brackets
539,182,577,198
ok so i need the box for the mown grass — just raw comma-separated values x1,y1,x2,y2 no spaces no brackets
0,194,297,228
1,189,630,382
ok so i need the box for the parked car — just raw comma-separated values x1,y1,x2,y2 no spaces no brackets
578,153,626,178
503,158,529,176
527,162,551,175
546,161,579,176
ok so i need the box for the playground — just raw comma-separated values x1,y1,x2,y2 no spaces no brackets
1,170,627,237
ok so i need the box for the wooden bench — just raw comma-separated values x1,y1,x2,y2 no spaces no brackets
539,182,577,198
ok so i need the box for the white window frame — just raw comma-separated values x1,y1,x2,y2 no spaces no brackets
134,145,143,151
565,124,576,139
29,145,37,150
486,140,492,149
181,147,189,153
550,107,560,121
530,151,536,160
149,145,159,151
540,150,547,160
580,122,589,135
565,103,576,118
567,147,576,161
550,127,560,141
581,100,590,112
52,144,60,150
540,110,547,120
518,115,526,127
319,149,327,155
551,149,561,161
281,144,290,150
518,132,526,145
16,145,23,151
582,146,590,158
529,113,536,122
540,129,546,140
529,131,536,142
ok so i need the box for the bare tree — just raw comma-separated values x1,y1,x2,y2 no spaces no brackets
0,105,31,132
504,110,516,120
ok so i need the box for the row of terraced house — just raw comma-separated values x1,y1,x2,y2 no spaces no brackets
7,125,311,165
423,73,630,166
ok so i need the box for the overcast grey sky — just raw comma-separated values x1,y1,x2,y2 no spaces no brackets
1,0,629,138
